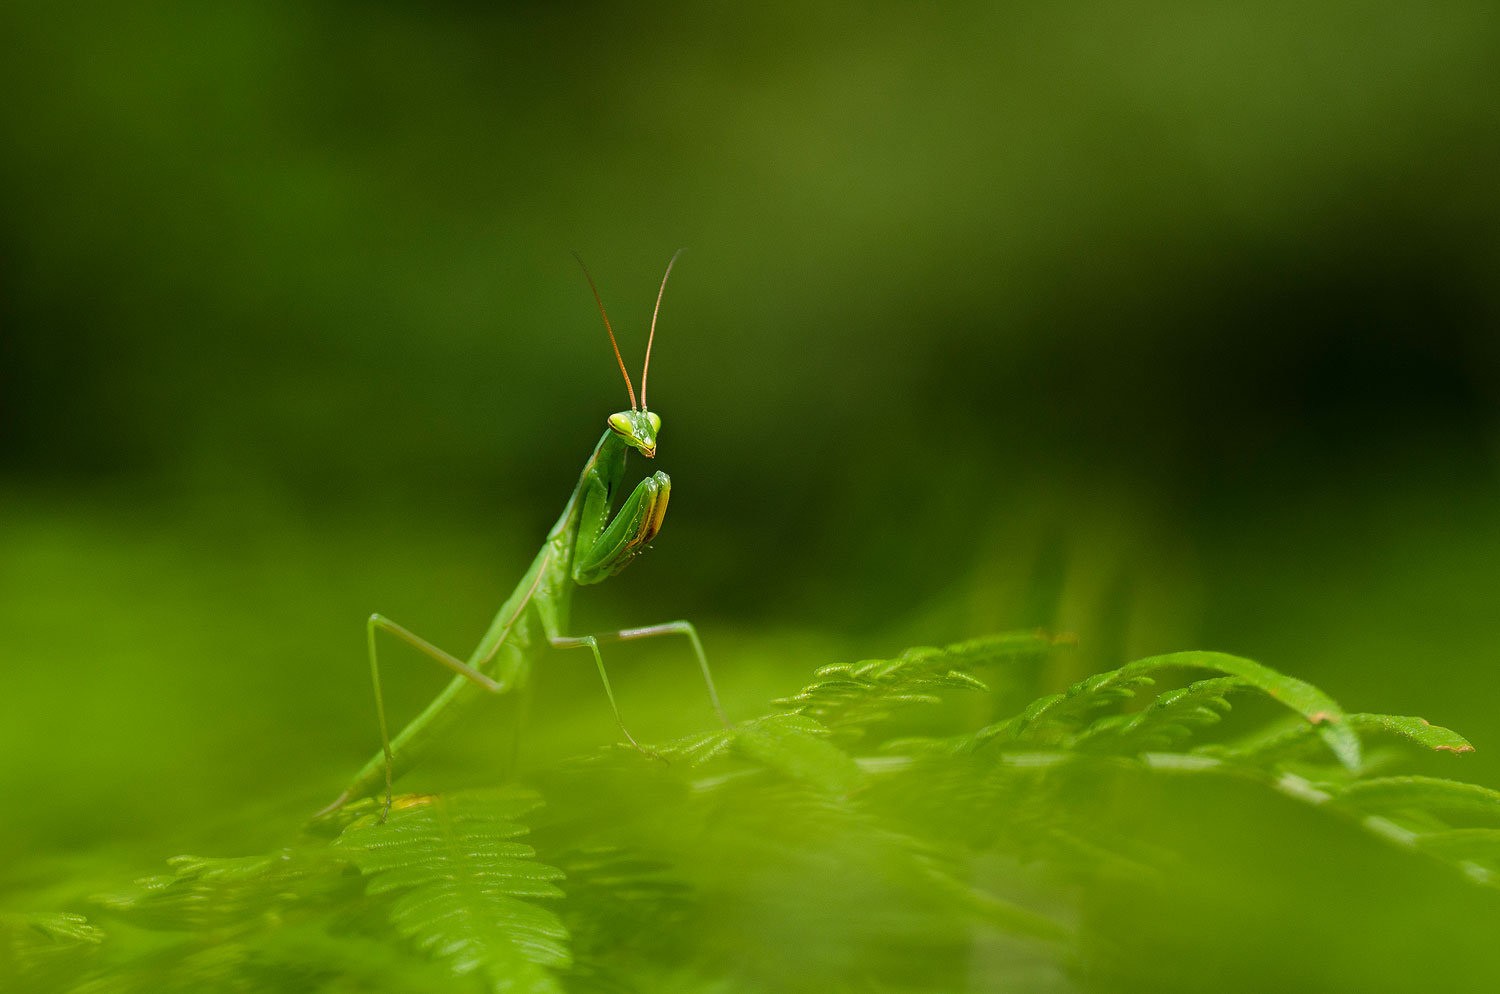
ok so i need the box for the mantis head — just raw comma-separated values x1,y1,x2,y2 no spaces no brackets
575,248,683,462
607,410,661,458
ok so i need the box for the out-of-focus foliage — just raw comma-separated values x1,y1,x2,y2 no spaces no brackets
2,1,1498,989
13,635,1499,993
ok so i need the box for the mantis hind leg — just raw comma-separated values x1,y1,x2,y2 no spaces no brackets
316,614,508,823
549,620,731,751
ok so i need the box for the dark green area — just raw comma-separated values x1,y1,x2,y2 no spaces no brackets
2,2,1498,989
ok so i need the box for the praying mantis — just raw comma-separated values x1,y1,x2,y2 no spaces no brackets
316,251,729,820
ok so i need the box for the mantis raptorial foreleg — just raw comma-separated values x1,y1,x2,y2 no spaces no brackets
571,471,671,584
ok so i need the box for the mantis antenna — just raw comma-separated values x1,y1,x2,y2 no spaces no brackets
641,248,684,411
572,251,638,411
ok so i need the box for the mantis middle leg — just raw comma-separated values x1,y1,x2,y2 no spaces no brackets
550,620,732,747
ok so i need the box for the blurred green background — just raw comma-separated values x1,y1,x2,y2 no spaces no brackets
2,0,1497,898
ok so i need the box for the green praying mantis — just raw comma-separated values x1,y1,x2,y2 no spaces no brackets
317,251,729,820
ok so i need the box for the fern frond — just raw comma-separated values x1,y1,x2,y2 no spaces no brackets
1142,652,1361,769
650,726,737,765
1415,828,1500,869
981,671,1156,749
332,786,569,994
1329,713,1473,754
0,911,103,946
951,651,1360,769
1337,776,1500,825
773,632,1058,737
553,845,690,920
732,713,864,794
93,846,348,931
551,845,694,994
0,912,103,994
39,631,1498,992
1203,712,1473,768
242,923,461,994
1068,676,1242,753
